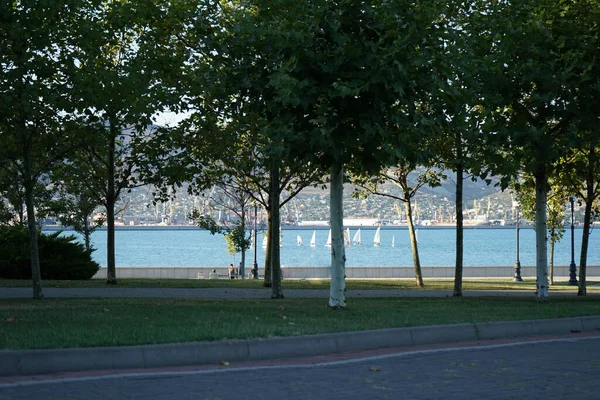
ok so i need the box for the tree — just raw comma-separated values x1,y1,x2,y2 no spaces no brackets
561,137,600,295
46,175,104,251
472,0,586,302
352,166,443,287
70,0,178,284
138,0,325,298
422,1,513,297
265,0,448,307
190,180,253,277
0,0,91,298
552,1,600,296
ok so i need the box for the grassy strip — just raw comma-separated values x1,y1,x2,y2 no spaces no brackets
1,297,599,350
0,278,594,291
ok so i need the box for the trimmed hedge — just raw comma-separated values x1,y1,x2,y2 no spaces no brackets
0,226,100,280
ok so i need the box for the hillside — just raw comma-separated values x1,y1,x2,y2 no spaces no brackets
113,172,517,226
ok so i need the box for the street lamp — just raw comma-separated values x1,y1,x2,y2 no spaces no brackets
513,201,523,282
568,196,578,285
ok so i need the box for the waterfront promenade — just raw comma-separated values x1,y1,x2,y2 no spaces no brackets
90,264,600,280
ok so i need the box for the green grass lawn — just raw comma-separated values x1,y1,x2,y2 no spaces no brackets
1,296,599,350
1,277,596,291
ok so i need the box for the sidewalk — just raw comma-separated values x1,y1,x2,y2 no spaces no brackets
1,287,599,379
0,286,591,299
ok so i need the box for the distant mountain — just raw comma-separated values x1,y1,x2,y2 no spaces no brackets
419,172,502,202
114,171,510,225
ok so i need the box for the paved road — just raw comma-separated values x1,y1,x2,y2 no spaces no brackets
1,336,599,399
0,287,588,299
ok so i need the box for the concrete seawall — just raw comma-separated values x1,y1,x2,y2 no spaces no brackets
92,265,600,280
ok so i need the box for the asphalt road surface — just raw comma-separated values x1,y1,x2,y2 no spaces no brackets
1,336,599,400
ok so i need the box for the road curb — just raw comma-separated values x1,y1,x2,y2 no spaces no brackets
2,315,599,377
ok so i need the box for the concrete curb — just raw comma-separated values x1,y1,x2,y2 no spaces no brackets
2,315,599,377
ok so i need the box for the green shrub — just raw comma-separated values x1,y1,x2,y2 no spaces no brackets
0,226,100,280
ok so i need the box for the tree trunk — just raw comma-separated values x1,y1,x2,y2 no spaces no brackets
83,216,91,251
404,194,423,287
240,207,246,279
578,198,591,296
106,121,117,285
549,230,555,285
328,161,346,308
534,168,549,302
270,160,283,299
578,144,596,296
263,206,272,287
23,147,43,299
453,163,464,297
17,198,24,226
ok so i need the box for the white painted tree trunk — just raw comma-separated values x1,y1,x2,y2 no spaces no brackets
328,162,346,308
535,175,549,302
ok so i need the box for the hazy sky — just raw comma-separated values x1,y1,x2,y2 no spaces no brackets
153,111,191,127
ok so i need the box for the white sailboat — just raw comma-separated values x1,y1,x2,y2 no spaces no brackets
297,235,303,246
344,228,351,247
325,229,332,247
352,229,361,245
392,234,396,247
309,231,316,247
373,226,381,247
262,235,267,248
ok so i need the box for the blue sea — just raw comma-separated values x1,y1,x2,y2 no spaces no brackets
53,227,600,268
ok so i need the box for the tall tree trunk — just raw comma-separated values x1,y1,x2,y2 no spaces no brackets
578,144,596,296
549,231,555,285
23,147,43,299
263,206,272,287
106,121,117,285
534,168,549,302
453,159,464,296
240,207,246,279
578,199,592,296
329,161,346,308
270,160,283,299
404,194,423,287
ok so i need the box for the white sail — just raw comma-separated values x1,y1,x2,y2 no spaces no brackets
373,226,381,247
262,235,267,248
297,235,303,246
309,231,316,247
352,229,361,245
344,228,351,247
249,230,255,248
325,229,332,247
392,234,395,247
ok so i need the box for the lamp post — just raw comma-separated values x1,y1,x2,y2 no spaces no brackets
252,203,258,279
568,196,578,285
513,201,523,282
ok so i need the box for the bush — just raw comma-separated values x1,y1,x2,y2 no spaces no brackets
0,226,100,280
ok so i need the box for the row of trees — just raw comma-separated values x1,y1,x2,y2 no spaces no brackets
1,0,598,304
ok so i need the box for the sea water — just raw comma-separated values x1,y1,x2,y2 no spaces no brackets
57,227,600,268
